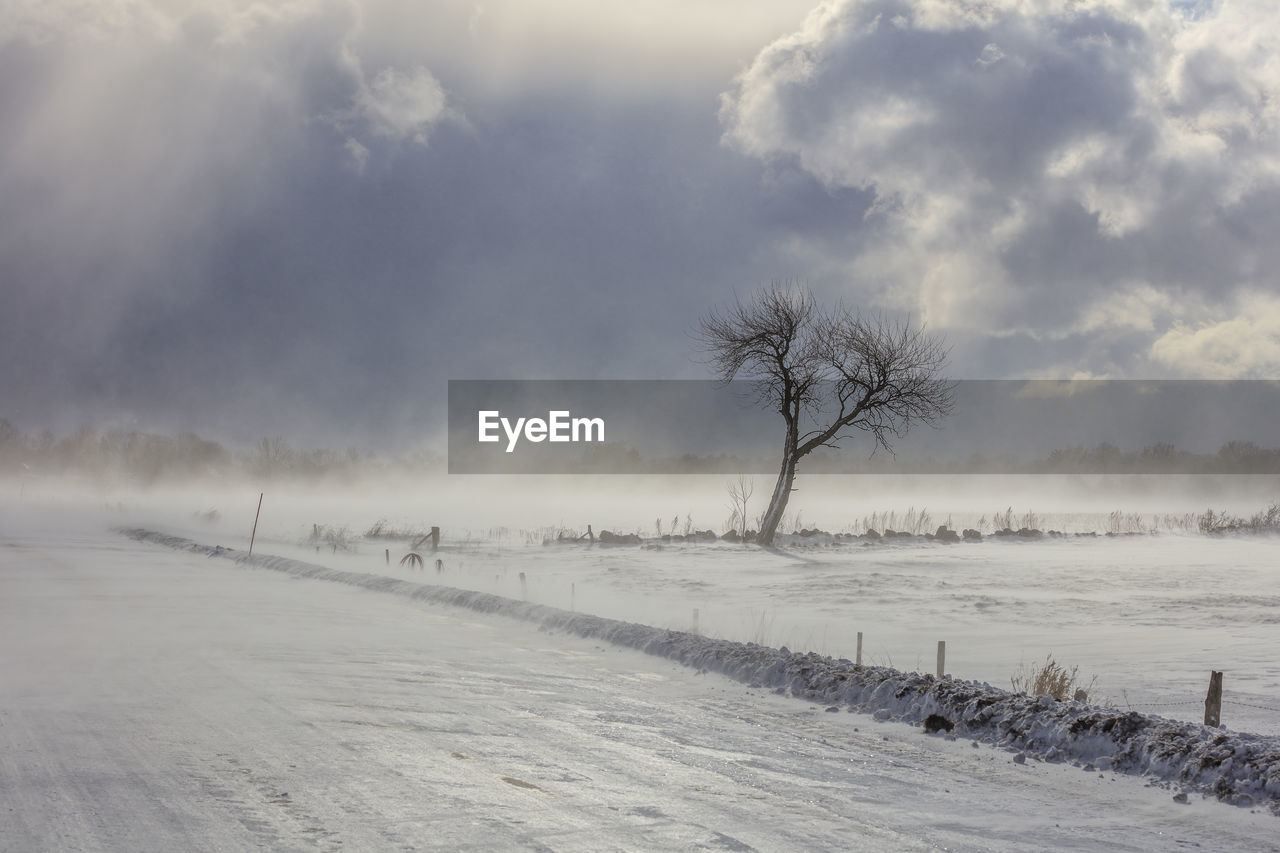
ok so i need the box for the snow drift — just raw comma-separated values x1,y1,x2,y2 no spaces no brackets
120,527,1280,813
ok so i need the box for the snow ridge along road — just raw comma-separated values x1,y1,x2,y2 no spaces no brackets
120,527,1280,814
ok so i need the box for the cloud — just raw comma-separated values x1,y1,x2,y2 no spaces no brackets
0,0,815,445
720,0,1280,376
0,0,462,438
4,0,1278,451
1150,291,1280,378
354,65,449,142
1073,283,1178,336
1012,379,1103,399
352,0,816,98
344,136,370,172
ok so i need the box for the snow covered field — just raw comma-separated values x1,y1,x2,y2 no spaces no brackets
3,477,1279,850
81,473,1278,736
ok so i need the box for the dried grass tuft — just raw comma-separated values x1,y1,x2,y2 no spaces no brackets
1012,655,1097,702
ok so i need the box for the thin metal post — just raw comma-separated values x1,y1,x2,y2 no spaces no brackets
248,493,263,556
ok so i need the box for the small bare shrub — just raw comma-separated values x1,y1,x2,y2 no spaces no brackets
1011,655,1096,702
364,519,430,540
726,474,754,540
1248,502,1280,532
309,523,356,552
1195,503,1280,535
900,506,931,535
1198,508,1237,534
994,506,1014,531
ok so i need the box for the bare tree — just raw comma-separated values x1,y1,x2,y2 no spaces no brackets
251,436,294,479
726,473,755,539
697,285,954,545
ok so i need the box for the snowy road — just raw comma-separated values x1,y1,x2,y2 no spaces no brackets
2,519,1277,851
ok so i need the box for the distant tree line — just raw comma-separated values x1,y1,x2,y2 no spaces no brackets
490,440,1280,475
0,420,442,484
2,420,1277,481
799,440,1280,475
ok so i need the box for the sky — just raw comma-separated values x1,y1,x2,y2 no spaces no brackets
2,0,1278,451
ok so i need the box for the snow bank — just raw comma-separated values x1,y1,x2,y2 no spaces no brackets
120,528,1280,813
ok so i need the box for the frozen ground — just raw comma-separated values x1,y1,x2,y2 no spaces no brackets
118,474,1279,739
2,488,1280,850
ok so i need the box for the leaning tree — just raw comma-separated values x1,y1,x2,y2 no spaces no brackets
697,285,954,546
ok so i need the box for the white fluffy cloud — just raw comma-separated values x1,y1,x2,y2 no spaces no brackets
721,0,1280,377
1151,292,1280,378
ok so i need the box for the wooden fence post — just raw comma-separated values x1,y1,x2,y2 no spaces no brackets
248,492,263,556
856,631,863,666
384,548,389,565
936,641,946,678
1205,671,1223,728
519,572,527,601
430,527,440,553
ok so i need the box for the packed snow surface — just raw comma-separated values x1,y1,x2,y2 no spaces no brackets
120,527,1280,816
4,491,1280,851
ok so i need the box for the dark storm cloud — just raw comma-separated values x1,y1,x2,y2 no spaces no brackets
2,0,1277,453
0,0,820,447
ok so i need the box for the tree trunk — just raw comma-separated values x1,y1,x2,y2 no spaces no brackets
757,429,798,545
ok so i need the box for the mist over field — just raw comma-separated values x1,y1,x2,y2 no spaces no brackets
5,0,1280,848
